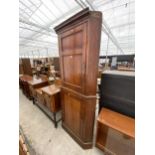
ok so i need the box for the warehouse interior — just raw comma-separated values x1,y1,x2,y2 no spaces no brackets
19,0,135,155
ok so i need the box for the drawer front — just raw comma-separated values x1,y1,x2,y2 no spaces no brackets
43,93,61,113
36,93,45,105
43,93,51,111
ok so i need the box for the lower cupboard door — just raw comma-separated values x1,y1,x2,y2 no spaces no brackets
63,92,82,138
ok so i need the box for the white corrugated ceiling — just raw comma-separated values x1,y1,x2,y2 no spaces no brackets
19,0,135,58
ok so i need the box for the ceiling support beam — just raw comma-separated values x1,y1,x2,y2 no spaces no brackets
86,0,124,54
27,0,52,21
76,0,124,54
20,44,57,50
20,6,81,46
19,18,54,33
19,26,56,37
19,0,46,24
19,36,56,45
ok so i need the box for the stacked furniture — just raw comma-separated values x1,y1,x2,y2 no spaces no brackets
54,8,102,149
96,70,135,155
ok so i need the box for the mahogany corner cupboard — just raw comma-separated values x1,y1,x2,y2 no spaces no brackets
54,8,102,149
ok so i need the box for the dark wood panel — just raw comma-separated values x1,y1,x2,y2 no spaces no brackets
21,58,32,76
19,64,24,74
63,54,82,88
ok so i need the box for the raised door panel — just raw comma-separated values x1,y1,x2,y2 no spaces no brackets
63,92,81,137
63,54,82,87
59,23,87,93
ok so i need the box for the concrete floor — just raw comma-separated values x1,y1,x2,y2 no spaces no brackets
19,90,104,155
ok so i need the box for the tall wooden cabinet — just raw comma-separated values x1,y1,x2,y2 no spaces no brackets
54,8,102,149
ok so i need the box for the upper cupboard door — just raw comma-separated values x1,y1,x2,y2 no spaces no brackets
59,23,87,93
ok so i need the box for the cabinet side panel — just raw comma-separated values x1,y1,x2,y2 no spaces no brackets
85,13,102,95
80,99,96,142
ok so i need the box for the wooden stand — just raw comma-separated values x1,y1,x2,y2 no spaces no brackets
96,108,135,155
34,85,61,128
54,8,102,149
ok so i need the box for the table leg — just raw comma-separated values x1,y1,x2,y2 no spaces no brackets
32,97,35,105
53,113,57,128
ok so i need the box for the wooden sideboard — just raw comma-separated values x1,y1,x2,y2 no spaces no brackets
33,84,61,128
96,108,135,155
54,8,102,149
41,85,61,127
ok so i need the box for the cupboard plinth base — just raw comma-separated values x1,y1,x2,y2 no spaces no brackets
62,123,93,149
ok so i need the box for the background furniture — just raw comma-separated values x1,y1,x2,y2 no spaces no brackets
99,54,135,70
19,75,33,99
99,70,135,118
53,57,60,73
21,58,32,76
19,59,24,74
54,8,102,149
28,75,49,103
97,70,135,154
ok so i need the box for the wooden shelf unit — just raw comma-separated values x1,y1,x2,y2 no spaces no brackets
54,8,102,149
